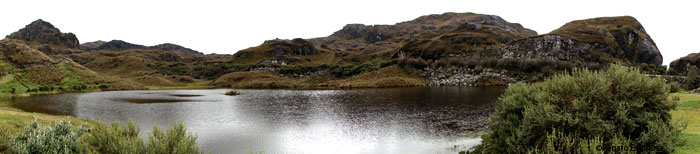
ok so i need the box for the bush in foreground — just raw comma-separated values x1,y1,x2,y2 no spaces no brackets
470,64,684,153
5,119,202,154
10,120,88,154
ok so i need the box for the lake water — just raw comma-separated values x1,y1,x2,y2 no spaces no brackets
10,86,504,154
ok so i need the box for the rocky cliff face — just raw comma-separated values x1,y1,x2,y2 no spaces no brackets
6,19,80,48
549,16,662,65
488,35,597,62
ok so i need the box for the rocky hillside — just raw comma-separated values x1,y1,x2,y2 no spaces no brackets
1,13,670,90
6,19,80,48
1,20,218,92
549,16,662,65
670,53,700,75
220,13,665,88
232,13,662,67
0,39,144,94
233,12,539,64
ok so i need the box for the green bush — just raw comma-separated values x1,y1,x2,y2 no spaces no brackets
147,121,201,154
330,62,378,78
10,120,88,154
669,82,683,93
684,65,700,90
83,120,145,153
472,64,684,153
523,59,536,72
379,59,399,68
0,131,9,153
6,119,202,154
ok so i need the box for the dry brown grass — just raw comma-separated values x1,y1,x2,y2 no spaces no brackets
212,65,429,89
84,56,154,77
23,65,64,85
132,75,184,87
332,65,427,88
213,71,306,88
0,39,56,66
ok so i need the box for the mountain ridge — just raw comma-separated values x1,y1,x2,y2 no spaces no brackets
1,12,673,91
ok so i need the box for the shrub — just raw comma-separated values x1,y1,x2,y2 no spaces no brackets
379,59,399,68
522,59,536,72
10,120,88,154
684,65,700,90
398,57,428,69
472,64,684,153
669,82,682,93
0,131,9,153
330,62,378,78
435,58,449,68
7,119,203,154
448,57,466,67
147,121,201,154
83,120,145,153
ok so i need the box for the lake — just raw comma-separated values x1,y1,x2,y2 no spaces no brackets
9,86,504,154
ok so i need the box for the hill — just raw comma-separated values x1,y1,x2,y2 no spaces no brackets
549,16,662,65
1,13,669,90
216,13,664,88
0,39,144,95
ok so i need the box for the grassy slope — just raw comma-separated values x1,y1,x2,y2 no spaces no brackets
671,93,700,153
0,99,98,135
332,65,428,88
213,65,428,89
145,80,216,90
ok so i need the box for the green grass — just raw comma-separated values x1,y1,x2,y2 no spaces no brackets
0,61,39,95
671,93,700,153
0,74,40,95
676,132,700,153
58,63,84,88
0,100,98,134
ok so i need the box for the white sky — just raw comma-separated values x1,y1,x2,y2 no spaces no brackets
1,0,697,66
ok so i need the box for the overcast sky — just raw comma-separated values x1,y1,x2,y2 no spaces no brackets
1,0,697,65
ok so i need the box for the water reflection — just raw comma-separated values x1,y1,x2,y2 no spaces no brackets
12,86,504,154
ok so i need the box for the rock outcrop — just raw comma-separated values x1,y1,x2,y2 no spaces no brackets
6,19,80,48
233,38,318,64
549,16,662,65
486,35,600,62
670,53,700,75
